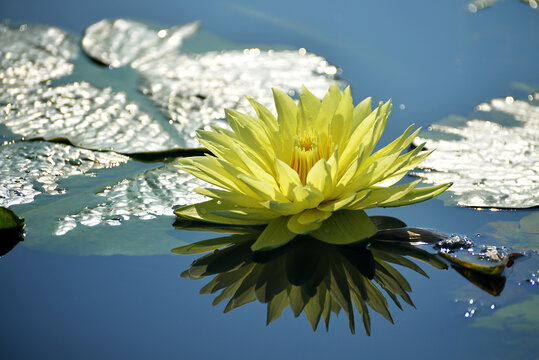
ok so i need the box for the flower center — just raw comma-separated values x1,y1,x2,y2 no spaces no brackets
290,132,332,184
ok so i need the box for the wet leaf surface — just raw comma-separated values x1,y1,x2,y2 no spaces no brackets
0,141,128,207
1,81,187,153
0,23,77,89
137,49,346,148
412,97,539,208
81,18,200,68
55,163,210,235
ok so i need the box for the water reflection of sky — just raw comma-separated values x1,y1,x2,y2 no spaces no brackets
0,1,537,359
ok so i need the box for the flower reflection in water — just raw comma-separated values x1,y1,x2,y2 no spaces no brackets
173,216,448,334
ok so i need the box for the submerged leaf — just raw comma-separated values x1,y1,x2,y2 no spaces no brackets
479,212,539,251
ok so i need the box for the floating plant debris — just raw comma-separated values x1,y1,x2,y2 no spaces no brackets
435,235,475,251
413,97,539,208
439,246,509,276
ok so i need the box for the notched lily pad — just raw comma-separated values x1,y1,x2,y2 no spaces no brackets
55,163,210,235
137,49,346,148
0,141,129,207
1,81,187,153
413,97,539,208
81,18,200,68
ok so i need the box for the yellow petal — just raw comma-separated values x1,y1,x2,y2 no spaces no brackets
306,158,333,198
274,157,302,200
330,86,353,151
317,191,358,212
177,156,261,199
351,96,372,131
287,211,325,234
237,173,289,203
174,200,270,225
346,180,421,210
297,85,321,132
291,185,324,209
194,187,263,209
273,88,298,160
381,183,453,207
314,83,341,136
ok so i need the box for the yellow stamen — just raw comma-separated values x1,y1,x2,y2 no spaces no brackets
289,131,333,184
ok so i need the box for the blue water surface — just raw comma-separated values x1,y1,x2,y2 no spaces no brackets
1,1,538,359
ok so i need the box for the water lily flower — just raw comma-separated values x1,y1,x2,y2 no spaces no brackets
175,84,451,251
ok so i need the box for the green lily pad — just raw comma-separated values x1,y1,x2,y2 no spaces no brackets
137,49,346,148
412,97,539,208
0,141,129,207
81,18,200,68
0,82,189,153
54,162,210,235
0,23,77,89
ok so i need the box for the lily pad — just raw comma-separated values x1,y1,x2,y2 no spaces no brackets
81,18,200,68
0,141,128,207
0,23,77,89
0,81,188,153
54,162,210,235
412,97,539,208
137,49,345,147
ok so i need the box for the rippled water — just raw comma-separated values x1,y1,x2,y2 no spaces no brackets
0,1,538,359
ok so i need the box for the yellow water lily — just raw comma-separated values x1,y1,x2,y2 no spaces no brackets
175,84,451,251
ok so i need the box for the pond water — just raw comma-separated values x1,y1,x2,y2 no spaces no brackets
1,1,538,359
